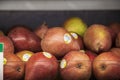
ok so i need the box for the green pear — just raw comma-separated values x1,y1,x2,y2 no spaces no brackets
64,17,87,37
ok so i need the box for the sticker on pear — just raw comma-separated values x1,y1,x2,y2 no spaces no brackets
60,59,67,69
64,33,72,44
43,52,52,58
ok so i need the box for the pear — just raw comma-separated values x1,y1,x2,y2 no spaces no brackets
0,36,14,55
4,53,25,80
84,24,112,53
109,22,120,36
116,32,120,48
60,50,91,80
110,48,120,57
0,30,4,36
8,25,41,52
64,17,87,37
16,50,34,62
34,22,48,39
93,52,120,80
70,32,84,49
41,27,80,58
25,52,58,80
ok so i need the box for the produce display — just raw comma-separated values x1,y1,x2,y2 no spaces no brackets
0,17,120,80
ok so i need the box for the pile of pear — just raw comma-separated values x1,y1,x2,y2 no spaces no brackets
1,17,120,80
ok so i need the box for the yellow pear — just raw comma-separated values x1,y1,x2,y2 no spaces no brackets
64,17,87,37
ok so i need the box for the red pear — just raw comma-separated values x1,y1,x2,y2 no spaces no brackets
25,52,58,80
34,22,48,39
108,28,116,44
60,50,91,80
84,24,112,53
41,27,80,57
4,53,25,80
85,50,97,80
85,50,97,62
109,22,120,36
0,36,14,55
70,32,84,49
116,32,120,48
93,52,120,80
8,26,41,52
110,48,120,57
109,23,120,46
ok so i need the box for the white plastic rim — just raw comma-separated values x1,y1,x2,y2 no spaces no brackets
0,0,120,10
0,43,3,80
